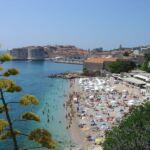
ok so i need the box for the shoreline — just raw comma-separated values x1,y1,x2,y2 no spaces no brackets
65,79,100,150
11,59,83,65
65,79,88,150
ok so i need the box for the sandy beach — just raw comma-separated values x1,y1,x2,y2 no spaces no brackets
65,79,102,150
65,79,88,150
64,76,149,150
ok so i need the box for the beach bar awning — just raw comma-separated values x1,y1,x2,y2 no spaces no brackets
134,74,150,82
123,77,146,86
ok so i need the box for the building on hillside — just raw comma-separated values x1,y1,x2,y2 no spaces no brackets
89,51,112,58
111,49,131,57
83,57,118,73
132,46,150,56
83,57,134,74
132,55,144,66
10,45,88,60
141,47,150,54
133,49,140,55
10,48,28,60
28,46,48,60
10,46,48,60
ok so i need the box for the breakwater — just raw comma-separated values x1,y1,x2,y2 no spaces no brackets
48,72,84,79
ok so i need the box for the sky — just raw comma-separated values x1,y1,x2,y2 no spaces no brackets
0,0,150,50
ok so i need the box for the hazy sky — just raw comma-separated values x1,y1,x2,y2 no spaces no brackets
0,0,150,50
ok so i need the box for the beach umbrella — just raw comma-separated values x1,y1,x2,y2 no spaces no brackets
110,88,114,92
105,88,110,92
95,115,102,118
110,100,116,104
98,104,104,108
95,137,105,145
93,146,103,150
95,87,99,90
122,89,127,92
81,127,89,131
73,97,77,101
128,100,136,106
89,95,94,99
129,99,135,103
128,102,134,106
100,122,108,129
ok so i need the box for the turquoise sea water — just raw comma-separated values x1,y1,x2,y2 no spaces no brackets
0,61,82,150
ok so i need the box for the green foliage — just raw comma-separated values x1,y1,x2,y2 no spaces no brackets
93,47,103,52
28,128,56,149
20,95,39,105
82,67,89,75
82,67,100,76
0,79,21,92
109,60,136,73
123,52,129,56
0,66,4,71
141,53,150,72
22,112,40,122
0,130,20,140
0,79,15,89
0,119,9,133
0,105,8,113
0,105,5,113
144,52,150,61
0,53,13,62
103,101,150,150
3,68,19,76
7,85,22,93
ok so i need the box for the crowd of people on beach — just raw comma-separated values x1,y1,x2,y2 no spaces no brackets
65,77,148,150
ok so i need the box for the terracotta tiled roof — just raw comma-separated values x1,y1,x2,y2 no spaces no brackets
118,57,133,60
91,51,112,55
84,57,118,64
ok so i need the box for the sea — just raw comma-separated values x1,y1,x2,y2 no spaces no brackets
0,61,82,150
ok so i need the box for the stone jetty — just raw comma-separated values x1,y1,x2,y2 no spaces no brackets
48,72,83,79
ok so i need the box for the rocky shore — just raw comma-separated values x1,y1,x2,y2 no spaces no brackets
48,72,84,79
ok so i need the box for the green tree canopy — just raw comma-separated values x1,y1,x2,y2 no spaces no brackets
141,53,150,72
29,128,56,149
103,101,150,150
0,53,13,62
123,52,129,56
82,67,89,75
109,60,136,73
22,112,40,122
0,119,9,133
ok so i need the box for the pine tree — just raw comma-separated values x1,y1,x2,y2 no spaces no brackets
0,53,56,150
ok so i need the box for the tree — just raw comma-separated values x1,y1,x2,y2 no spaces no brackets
109,60,136,73
103,101,150,150
82,67,89,75
123,52,129,57
141,53,150,72
0,53,56,150
93,47,103,52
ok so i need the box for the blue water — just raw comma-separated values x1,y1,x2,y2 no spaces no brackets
0,61,82,150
